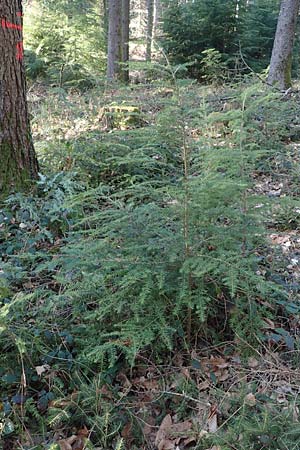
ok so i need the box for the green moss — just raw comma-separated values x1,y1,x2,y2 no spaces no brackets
100,104,143,130
284,53,292,88
0,286,12,301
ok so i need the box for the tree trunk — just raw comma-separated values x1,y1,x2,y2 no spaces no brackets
121,0,130,82
0,0,38,194
107,0,122,80
267,0,300,89
146,0,154,61
102,0,108,38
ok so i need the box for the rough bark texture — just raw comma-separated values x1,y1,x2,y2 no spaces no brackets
121,0,130,82
0,0,38,194
107,0,122,80
146,0,154,61
267,0,300,89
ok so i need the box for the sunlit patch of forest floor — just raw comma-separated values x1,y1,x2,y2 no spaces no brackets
2,79,300,449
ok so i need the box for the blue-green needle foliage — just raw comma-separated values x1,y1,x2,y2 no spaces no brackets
42,84,284,365
0,83,291,371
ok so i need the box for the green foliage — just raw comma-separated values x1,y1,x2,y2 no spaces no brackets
238,0,280,73
1,79,300,447
24,0,106,87
199,392,300,449
161,0,290,79
162,0,239,78
200,49,228,84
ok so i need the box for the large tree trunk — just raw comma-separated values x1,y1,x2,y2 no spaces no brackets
0,0,38,194
267,0,300,89
107,0,130,82
146,0,154,61
121,0,130,82
107,0,122,80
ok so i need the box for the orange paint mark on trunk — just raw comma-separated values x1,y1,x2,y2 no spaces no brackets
16,41,24,60
1,18,22,30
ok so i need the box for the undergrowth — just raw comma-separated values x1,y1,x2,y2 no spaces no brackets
1,79,300,449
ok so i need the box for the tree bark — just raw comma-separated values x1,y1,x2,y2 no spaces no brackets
121,0,130,82
0,0,38,194
107,0,122,80
146,0,154,61
267,0,300,89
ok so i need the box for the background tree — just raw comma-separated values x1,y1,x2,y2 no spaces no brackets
0,0,38,194
239,0,280,73
24,0,105,88
121,0,130,82
267,0,300,89
107,0,130,81
146,0,154,61
161,0,241,78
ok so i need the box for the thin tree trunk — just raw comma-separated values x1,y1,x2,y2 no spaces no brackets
121,0,130,82
0,0,38,194
146,0,154,61
103,0,108,37
267,0,300,89
107,0,122,80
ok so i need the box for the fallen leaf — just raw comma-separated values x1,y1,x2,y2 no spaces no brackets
155,414,173,448
171,420,192,434
262,318,275,329
158,439,175,450
248,357,259,368
181,367,191,380
244,393,256,406
57,435,77,450
198,380,210,391
122,421,134,445
219,370,230,382
35,364,50,376
199,430,209,439
277,393,287,404
183,436,196,446
72,437,87,450
207,405,218,433
155,415,194,449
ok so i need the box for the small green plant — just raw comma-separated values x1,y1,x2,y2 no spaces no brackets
1,78,299,448
201,48,228,84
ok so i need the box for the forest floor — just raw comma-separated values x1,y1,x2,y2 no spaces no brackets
1,79,300,450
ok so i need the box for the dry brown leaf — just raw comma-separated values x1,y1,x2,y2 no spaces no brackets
248,357,259,368
183,436,196,446
72,437,86,450
121,421,134,445
35,364,50,376
207,405,218,433
143,417,156,436
262,318,275,329
172,420,192,437
219,370,230,382
198,380,210,391
99,384,113,399
207,413,217,433
181,367,191,380
158,439,175,450
155,414,173,447
199,430,209,439
57,435,77,450
156,415,193,449
277,393,287,404
244,393,256,406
